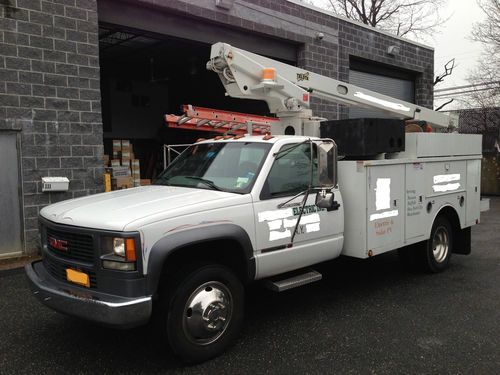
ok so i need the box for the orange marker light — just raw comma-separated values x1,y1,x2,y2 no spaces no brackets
262,67,277,81
125,238,136,262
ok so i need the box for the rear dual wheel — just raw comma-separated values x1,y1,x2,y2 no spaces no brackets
398,216,453,273
424,216,452,272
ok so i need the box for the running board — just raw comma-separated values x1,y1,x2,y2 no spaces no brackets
264,269,322,292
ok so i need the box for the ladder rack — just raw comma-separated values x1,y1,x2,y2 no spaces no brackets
164,105,277,135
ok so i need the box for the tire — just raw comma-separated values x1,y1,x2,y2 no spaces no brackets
161,263,244,364
420,216,453,273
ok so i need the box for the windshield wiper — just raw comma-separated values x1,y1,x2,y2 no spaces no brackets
185,176,223,191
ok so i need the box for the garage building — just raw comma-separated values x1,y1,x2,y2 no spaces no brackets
0,0,434,257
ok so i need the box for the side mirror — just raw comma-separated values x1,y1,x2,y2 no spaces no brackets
315,190,334,209
317,139,337,188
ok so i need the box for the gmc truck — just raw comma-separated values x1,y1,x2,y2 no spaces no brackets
26,43,485,363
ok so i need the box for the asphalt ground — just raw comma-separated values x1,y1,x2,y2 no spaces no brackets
1,198,499,374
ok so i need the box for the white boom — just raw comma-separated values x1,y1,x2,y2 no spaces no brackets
207,42,457,135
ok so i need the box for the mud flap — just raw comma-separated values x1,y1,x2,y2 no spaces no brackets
453,227,471,255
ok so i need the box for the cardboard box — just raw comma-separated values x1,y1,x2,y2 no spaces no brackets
132,161,140,177
121,150,131,162
140,179,151,186
112,140,121,154
111,166,130,177
112,176,133,190
103,154,110,166
121,139,130,149
111,159,121,167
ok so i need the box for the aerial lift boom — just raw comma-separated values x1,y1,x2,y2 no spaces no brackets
206,42,457,136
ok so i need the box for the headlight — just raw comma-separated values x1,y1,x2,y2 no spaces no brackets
101,236,138,271
112,237,136,261
113,238,126,257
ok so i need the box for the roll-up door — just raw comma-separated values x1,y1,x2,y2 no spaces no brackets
349,69,415,119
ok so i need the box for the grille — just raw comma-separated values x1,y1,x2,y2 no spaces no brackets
46,227,94,263
43,255,97,289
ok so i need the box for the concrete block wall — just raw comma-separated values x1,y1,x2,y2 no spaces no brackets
0,0,102,253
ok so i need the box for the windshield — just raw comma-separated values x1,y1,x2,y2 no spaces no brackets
154,142,272,193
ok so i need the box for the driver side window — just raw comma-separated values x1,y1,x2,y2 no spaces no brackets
261,143,318,199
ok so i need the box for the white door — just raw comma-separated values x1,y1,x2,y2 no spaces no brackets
253,142,344,278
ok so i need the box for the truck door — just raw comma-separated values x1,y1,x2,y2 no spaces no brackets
253,142,344,279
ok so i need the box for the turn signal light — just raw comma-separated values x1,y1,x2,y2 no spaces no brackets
125,238,136,262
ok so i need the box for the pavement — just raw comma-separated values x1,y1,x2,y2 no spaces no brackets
0,197,499,374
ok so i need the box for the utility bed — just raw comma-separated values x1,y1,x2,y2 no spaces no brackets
339,133,482,258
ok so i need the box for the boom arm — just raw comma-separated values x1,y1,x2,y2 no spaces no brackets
207,42,457,132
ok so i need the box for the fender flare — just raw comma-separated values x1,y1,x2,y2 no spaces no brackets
146,224,255,295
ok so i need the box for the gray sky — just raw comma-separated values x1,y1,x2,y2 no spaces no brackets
432,0,486,109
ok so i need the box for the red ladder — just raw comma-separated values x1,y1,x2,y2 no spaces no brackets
164,105,277,135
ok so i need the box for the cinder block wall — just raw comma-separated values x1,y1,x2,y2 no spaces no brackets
0,0,103,253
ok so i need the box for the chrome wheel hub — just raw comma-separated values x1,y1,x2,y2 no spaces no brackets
183,281,232,345
432,226,449,263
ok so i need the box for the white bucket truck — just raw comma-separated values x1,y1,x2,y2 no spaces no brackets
26,43,484,363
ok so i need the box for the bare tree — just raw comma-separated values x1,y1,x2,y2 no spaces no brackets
459,0,500,153
323,0,448,40
467,0,500,110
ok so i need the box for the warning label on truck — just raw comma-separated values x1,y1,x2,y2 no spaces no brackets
406,189,423,216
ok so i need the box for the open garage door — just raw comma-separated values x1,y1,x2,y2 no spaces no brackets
97,1,298,182
97,0,297,63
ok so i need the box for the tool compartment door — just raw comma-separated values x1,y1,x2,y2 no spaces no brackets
366,164,404,253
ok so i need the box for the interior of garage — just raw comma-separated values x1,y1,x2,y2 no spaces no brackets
98,23,418,184
98,25,276,182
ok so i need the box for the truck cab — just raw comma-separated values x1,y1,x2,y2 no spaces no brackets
26,135,343,362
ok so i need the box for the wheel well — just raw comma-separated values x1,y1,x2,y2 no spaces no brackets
435,206,470,254
436,206,461,234
161,239,251,286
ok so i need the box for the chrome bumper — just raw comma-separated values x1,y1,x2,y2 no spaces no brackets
26,261,152,328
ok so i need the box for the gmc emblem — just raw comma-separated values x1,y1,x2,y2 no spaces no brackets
48,236,68,251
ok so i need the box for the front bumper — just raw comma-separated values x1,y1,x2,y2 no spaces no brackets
26,260,152,328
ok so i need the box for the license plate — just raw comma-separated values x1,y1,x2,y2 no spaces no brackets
66,268,90,288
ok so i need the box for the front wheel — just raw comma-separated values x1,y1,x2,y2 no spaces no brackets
422,216,453,273
164,264,244,363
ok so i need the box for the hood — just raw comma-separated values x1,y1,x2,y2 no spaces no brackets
40,185,246,231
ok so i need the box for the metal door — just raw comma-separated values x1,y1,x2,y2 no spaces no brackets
0,133,23,257
349,69,415,119
253,142,344,279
